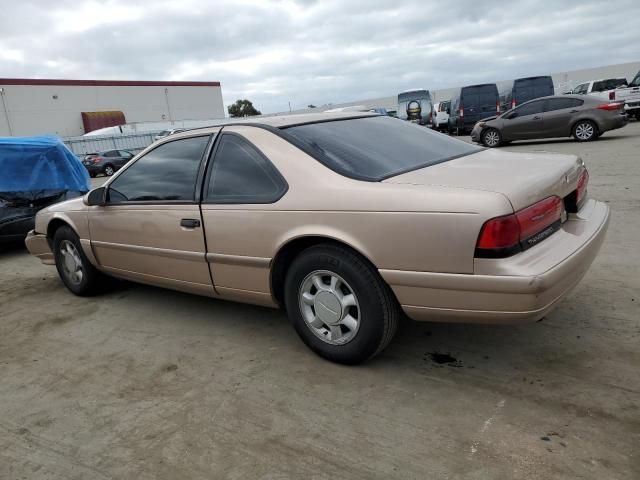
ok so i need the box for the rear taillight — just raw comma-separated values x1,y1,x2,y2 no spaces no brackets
576,169,589,206
511,99,516,109
609,91,616,100
459,103,464,118
92,157,102,164
597,102,624,111
475,196,563,258
496,101,501,113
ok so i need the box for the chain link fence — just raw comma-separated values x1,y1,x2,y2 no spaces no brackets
62,132,161,157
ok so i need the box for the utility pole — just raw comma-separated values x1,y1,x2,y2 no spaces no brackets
0,88,14,136
288,101,292,113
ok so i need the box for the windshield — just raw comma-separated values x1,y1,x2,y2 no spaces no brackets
629,72,640,87
283,116,481,181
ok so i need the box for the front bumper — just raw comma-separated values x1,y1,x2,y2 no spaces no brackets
25,230,55,265
470,126,482,142
380,199,610,324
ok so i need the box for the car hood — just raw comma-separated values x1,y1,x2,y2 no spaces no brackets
39,196,87,214
384,149,585,211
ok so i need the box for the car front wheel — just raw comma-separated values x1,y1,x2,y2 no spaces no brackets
284,244,399,364
573,120,598,142
482,128,502,147
53,226,105,296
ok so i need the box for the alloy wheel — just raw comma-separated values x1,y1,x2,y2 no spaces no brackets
575,122,595,140
483,130,500,147
298,270,360,345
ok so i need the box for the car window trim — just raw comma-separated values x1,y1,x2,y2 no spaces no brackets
105,133,213,206
202,130,289,205
217,118,483,182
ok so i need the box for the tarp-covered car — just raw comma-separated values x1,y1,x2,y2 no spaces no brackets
0,136,89,242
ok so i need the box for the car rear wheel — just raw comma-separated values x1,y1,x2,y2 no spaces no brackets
482,128,502,147
573,120,598,142
104,164,115,176
284,244,400,364
53,226,105,296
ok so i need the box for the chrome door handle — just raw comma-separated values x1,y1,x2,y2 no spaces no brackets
180,218,201,228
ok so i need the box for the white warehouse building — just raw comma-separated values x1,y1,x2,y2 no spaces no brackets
0,79,225,137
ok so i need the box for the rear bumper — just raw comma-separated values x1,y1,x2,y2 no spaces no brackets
599,115,628,132
381,199,610,324
25,230,55,265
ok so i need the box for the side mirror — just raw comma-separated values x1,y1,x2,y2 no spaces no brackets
85,186,107,206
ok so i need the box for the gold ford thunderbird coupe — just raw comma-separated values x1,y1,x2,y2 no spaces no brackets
26,113,610,364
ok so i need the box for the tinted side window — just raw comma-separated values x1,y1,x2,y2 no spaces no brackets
104,150,119,157
513,100,544,116
544,98,584,112
573,84,588,95
108,135,210,202
118,150,133,158
206,134,287,204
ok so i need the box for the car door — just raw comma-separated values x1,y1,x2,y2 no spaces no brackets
200,127,289,306
501,99,545,140
87,134,216,296
542,98,585,138
116,150,134,169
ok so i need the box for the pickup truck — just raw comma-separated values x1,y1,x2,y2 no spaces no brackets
611,71,640,118
570,73,640,118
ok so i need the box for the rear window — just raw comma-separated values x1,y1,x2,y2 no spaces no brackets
283,116,480,181
630,72,640,87
514,77,554,103
462,85,498,108
592,78,627,92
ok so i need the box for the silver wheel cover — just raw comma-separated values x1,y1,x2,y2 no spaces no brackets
298,270,361,345
59,240,84,286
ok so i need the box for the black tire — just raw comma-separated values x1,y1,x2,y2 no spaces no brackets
284,244,400,364
89,172,96,178
481,128,502,148
572,120,598,142
103,164,115,176
53,226,105,296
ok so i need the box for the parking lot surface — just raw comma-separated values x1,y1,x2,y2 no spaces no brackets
1,123,639,479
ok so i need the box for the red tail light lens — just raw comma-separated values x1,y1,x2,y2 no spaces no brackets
609,91,616,100
511,99,516,109
597,102,623,111
516,196,562,241
459,104,464,118
92,157,102,164
496,101,501,113
476,196,563,258
576,169,589,206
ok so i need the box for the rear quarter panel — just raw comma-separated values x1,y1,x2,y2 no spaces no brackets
200,126,513,296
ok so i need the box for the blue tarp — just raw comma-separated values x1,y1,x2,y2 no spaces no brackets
0,136,90,196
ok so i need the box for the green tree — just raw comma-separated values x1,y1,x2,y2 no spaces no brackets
227,99,261,117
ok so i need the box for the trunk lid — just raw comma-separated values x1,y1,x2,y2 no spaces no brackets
383,149,585,211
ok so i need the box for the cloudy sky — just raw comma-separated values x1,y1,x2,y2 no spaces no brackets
1,0,639,114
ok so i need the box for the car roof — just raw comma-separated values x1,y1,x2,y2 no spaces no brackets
171,111,378,137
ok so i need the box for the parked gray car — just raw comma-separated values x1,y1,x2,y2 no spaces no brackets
470,95,627,147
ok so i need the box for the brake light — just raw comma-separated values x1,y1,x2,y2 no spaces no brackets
92,157,102,164
609,91,616,100
459,103,464,118
511,99,516,109
496,101,501,113
475,196,562,258
597,102,623,111
576,169,589,206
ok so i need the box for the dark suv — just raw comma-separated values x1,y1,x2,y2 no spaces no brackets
83,150,135,177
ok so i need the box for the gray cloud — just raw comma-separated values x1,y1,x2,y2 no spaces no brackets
1,0,639,114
